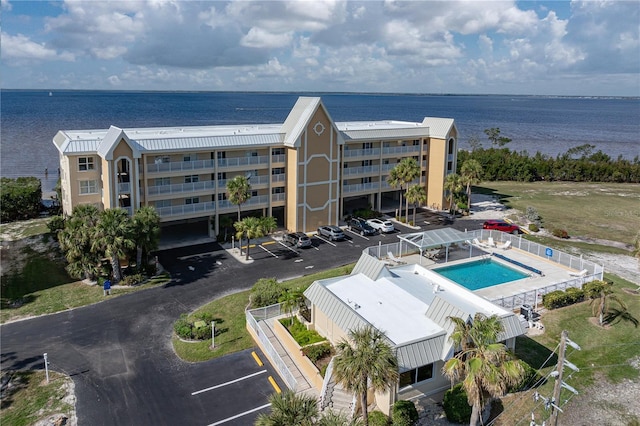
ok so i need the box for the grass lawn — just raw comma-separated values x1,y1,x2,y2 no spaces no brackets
496,272,640,425
172,264,354,362
475,182,640,246
0,370,74,426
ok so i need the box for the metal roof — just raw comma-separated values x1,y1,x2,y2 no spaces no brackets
351,251,395,281
304,280,371,336
139,133,283,151
421,117,456,140
398,227,470,250
340,127,430,141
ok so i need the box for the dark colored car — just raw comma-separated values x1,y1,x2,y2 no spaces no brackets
317,225,346,241
283,232,312,248
348,218,376,236
482,220,520,234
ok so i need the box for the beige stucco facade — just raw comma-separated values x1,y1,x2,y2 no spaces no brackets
53,97,457,234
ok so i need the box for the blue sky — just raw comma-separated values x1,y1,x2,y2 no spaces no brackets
1,0,638,96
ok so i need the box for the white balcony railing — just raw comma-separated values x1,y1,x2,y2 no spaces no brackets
217,155,269,168
147,159,215,174
382,145,421,155
271,154,286,163
217,195,269,210
343,148,380,158
342,165,379,176
342,182,380,193
271,193,286,202
271,174,286,183
118,182,131,193
381,163,396,172
157,201,217,217
147,180,216,196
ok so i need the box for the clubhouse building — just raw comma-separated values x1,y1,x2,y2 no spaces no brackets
53,97,457,234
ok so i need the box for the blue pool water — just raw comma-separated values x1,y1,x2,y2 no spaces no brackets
434,259,529,291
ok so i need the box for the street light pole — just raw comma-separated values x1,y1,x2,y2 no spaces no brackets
43,353,50,383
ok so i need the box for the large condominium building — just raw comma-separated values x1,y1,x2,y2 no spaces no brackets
53,97,457,235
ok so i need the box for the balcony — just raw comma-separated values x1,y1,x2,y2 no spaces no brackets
118,182,131,193
217,195,270,210
271,193,286,202
271,174,286,184
250,175,270,186
342,182,380,194
147,180,216,196
147,159,215,174
157,201,216,218
381,163,396,172
271,154,286,164
217,156,269,169
382,145,421,156
343,148,380,158
342,165,379,176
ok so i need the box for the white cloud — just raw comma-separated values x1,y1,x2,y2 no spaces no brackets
1,0,11,11
1,32,75,62
241,27,293,49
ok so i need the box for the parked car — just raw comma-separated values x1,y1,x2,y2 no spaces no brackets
348,218,377,236
283,232,312,248
482,220,520,234
367,218,395,233
317,225,346,241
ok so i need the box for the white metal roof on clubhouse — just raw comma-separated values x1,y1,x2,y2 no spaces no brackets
304,254,525,370
53,97,455,156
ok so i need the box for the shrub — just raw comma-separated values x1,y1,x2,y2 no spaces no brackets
353,208,382,219
526,206,541,224
565,287,585,304
583,280,608,299
391,400,419,426
120,273,144,286
47,215,65,236
0,177,42,222
367,410,390,426
528,223,539,232
542,288,583,309
443,383,472,424
280,317,325,346
193,323,212,340
250,277,282,308
302,342,332,362
174,314,192,339
552,228,569,239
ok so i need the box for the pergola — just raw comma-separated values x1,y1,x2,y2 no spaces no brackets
397,227,472,264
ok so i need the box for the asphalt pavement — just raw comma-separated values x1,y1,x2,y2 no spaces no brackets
0,212,484,425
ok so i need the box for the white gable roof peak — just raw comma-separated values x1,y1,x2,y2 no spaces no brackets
421,117,456,140
281,97,344,147
97,126,141,160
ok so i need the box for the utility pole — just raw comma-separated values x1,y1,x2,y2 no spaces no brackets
550,330,568,426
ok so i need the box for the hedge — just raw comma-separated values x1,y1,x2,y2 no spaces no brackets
0,177,42,222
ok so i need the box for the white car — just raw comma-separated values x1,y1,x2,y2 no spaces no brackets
367,218,394,233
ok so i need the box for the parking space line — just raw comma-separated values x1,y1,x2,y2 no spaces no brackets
251,351,263,367
207,403,271,426
314,235,336,247
258,244,278,258
275,239,299,254
191,370,267,395
345,229,371,240
178,252,214,260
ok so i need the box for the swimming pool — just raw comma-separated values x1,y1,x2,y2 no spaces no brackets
434,259,529,291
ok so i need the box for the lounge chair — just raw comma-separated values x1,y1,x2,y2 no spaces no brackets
569,269,588,277
497,241,511,250
487,237,496,247
387,252,406,264
472,238,488,248
425,249,441,260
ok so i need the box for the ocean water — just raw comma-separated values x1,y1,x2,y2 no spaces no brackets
1,90,638,192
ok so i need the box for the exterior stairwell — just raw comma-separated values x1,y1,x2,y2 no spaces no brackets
319,358,356,418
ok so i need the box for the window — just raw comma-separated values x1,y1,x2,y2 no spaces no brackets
448,139,455,155
251,190,258,197
217,172,226,180
154,156,170,164
185,175,199,183
218,193,227,201
78,157,95,171
155,177,170,186
185,197,199,205
272,148,285,156
272,187,285,194
399,363,433,388
183,154,193,162
155,200,171,208
362,160,372,167
383,159,389,165
413,140,420,146
272,167,285,175
217,151,226,159
363,142,373,149
361,177,371,184
246,151,258,157
79,180,97,194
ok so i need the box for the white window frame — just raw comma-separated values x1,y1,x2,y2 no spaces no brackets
79,180,98,195
185,175,199,183
185,197,199,205
155,200,171,208
155,177,171,186
155,155,170,164
78,156,95,171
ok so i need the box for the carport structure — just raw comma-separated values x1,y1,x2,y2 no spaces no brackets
397,227,472,264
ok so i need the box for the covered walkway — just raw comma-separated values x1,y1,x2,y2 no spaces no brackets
397,227,472,264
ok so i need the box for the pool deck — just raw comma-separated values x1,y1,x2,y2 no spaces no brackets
396,242,582,305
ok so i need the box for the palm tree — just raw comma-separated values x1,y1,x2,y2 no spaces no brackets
387,158,420,222
279,288,303,326
92,208,135,283
260,216,278,235
131,206,160,272
234,216,264,260
255,390,318,426
227,175,252,222
586,280,628,326
405,184,426,225
460,159,483,213
58,204,101,280
442,314,524,426
332,326,399,426
443,173,463,214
